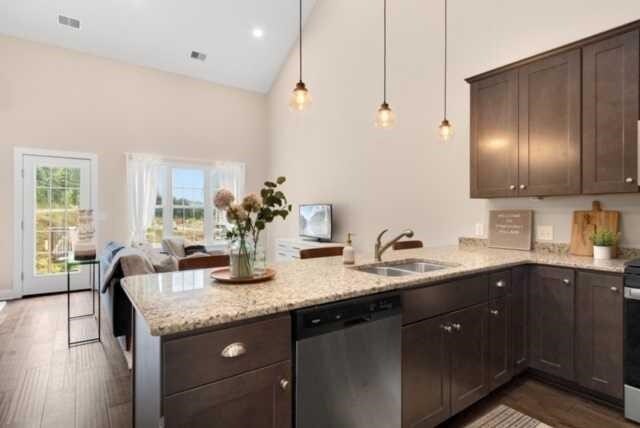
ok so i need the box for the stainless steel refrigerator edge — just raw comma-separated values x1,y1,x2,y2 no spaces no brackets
624,259,640,423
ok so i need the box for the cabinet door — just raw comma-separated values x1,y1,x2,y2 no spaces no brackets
518,50,581,196
402,315,450,428
164,361,291,428
488,297,512,390
470,71,519,198
511,266,529,374
529,266,575,381
576,271,624,399
583,30,640,194
449,303,489,415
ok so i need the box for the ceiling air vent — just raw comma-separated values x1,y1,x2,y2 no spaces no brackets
58,15,80,29
190,51,207,61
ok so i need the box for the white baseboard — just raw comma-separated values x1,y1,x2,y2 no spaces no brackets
0,290,20,301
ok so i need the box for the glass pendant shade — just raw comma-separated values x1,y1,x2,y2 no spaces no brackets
289,81,312,112
438,118,454,141
375,102,396,129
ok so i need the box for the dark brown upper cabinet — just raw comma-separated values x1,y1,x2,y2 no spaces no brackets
470,71,519,198
583,30,640,194
468,21,640,198
518,50,582,196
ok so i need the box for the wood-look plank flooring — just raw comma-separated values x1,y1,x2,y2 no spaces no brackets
445,376,638,428
0,292,131,428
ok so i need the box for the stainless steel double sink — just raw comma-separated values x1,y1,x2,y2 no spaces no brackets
355,259,456,277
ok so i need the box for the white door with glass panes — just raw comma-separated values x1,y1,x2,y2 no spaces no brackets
21,155,93,295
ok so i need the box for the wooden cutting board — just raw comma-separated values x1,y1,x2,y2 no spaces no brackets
569,201,620,256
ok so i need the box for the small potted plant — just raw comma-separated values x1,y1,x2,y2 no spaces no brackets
589,229,620,260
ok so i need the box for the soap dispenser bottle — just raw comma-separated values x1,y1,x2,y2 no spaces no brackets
343,233,355,265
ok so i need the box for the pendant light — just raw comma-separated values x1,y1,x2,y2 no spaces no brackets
374,0,396,129
438,0,454,141
289,0,312,111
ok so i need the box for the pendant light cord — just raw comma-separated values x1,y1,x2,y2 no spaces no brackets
443,0,448,119
383,0,388,104
299,0,303,83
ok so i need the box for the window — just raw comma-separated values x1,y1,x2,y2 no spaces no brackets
142,160,244,246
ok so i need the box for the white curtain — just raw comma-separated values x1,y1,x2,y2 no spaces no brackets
215,161,246,199
126,153,161,244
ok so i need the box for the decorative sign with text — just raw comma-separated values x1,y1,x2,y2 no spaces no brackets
488,210,533,251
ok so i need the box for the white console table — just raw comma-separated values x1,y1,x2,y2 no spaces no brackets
275,238,344,262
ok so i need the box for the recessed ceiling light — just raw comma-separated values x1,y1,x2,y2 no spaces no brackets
252,27,264,39
58,15,80,29
190,51,207,61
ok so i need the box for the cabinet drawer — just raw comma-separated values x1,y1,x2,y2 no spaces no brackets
402,274,489,325
164,316,291,395
164,361,292,428
489,270,511,299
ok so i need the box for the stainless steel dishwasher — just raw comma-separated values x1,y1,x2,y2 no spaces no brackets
294,293,401,428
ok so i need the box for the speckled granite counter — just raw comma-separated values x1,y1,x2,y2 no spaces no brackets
121,245,631,336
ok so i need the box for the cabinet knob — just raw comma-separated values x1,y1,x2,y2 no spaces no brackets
562,278,571,285
611,286,619,292
496,280,506,288
509,184,516,190
490,309,499,316
451,323,462,332
626,177,634,184
441,324,453,333
280,378,289,390
519,184,527,190
221,342,247,358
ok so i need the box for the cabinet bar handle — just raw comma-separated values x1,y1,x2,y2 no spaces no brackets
221,342,247,358
496,280,506,288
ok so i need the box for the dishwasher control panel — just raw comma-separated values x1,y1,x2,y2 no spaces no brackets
294,293,401,340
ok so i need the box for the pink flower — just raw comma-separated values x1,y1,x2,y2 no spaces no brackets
226,203,248,223
214,189,235,209
242,193,262,212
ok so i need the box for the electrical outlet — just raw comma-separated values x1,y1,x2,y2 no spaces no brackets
475,223,484,237
536,225,554,241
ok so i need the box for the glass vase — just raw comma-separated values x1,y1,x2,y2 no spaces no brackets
229,237,255,279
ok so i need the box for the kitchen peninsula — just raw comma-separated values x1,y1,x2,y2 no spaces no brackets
123,243,630,428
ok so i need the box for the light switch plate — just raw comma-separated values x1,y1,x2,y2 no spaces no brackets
536,225,554,241
475,223,484,237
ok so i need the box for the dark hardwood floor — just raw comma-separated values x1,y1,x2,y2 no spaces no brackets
445,376,637,428
0,292,131,428
0,293,637,428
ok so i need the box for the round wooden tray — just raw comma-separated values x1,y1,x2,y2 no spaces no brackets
210,267,276,284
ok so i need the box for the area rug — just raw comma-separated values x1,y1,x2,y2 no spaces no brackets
465,404,552,428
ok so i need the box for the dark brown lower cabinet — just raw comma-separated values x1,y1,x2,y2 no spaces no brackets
449,303,489,414
488,297,512,390
402,303,489,428
164,361,291,428
576,271,624,399
402,315,450,428
529,266,575,381
511,266,528,374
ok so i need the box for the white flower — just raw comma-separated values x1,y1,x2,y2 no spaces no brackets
214,189,235,210
227,203,248,223
242,193,262,212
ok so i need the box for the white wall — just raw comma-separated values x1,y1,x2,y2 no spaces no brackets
268,0,640,256
0,35,268,294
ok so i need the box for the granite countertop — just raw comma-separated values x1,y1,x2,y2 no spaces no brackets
121,245,630,337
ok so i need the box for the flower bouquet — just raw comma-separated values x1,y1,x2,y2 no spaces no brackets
214,176,292,279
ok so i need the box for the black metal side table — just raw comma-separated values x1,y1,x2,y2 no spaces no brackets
66,257,101,347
